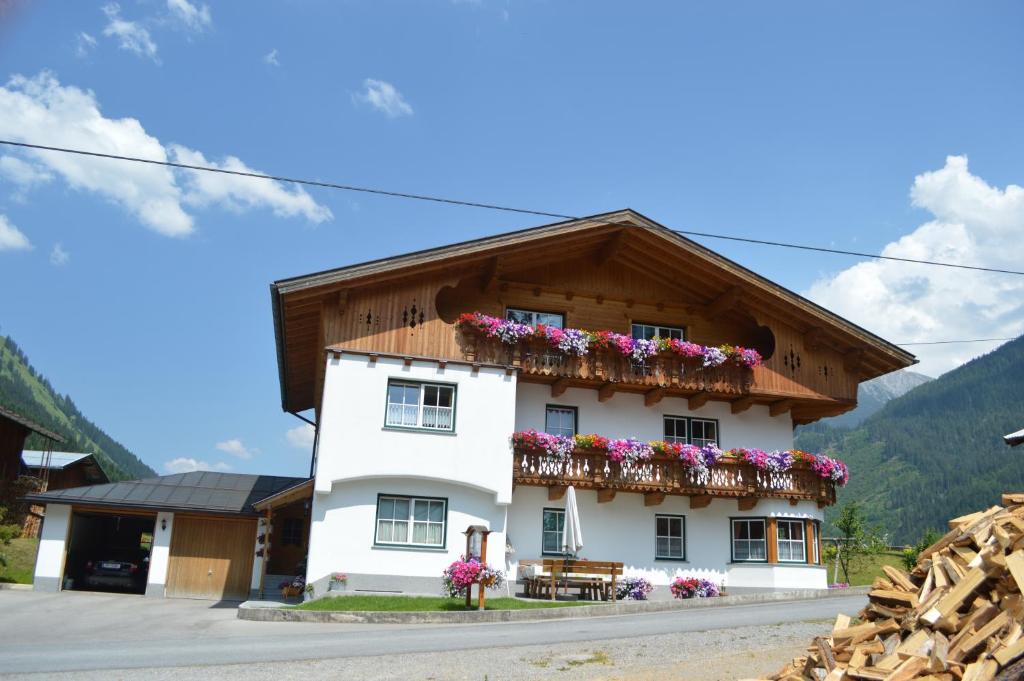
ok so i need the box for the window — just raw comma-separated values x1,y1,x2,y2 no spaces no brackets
631,323,685,341
662,416,719,447
731,518,767,562
689,418,719,447
545,406,577,438
655,515,686,560
375,495,446,547
811,521,820,564
663,417,688,444
385,381,455,431
542,508,565,555
281,518,303,546
507,308,564,328
777,519,807,563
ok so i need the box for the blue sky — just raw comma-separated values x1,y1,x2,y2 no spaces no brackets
1,1,1022,477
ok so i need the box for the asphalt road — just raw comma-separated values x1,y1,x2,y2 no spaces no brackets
0,590,866,675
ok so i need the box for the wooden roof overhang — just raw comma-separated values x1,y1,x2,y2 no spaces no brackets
271,209,917,413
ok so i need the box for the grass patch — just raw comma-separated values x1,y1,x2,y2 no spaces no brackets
0,537,37,584
293,595,592,612
834,551,905,586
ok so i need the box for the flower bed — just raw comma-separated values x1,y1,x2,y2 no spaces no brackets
615,576,654,601
670,577,720,599
458,312,762,368
510,430,849,485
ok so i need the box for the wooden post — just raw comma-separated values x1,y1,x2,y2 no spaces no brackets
258,508,271,599
478,530,489,611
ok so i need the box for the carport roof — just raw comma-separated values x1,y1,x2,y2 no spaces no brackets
23,471,309,516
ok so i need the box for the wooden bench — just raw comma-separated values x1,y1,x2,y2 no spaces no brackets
522,559,624,601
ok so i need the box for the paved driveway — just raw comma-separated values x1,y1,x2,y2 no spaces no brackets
0,589,867,676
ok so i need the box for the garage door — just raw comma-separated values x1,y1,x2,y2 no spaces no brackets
165,516,256,600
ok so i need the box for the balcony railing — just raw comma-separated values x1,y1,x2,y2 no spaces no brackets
459,332,753,395
512,447,837,507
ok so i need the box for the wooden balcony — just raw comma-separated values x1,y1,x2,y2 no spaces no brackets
459,332,753,398
513,447,837,508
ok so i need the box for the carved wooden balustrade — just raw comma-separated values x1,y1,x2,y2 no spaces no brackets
459,332,754,395
512,447,837,507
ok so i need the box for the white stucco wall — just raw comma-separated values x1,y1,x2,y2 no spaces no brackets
515,384,795,451
506,487,826,589
145,511,174,597
33,503,71,591
307,478,507,589
315,354,517,503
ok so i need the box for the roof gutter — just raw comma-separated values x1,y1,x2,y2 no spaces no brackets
270,283,289,412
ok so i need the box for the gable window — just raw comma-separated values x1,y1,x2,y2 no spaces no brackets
385,381,455,432
777,519,807,563
375,495,446,547
542,508,565,555
545,405,577,438
631,323,685,341
731,518,767,562
663,416,719,447
689,418,719,447
655,515,686,560
507,308,564,328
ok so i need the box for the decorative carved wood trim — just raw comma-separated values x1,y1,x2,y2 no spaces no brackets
551,378,570,398
738,497,758,511
598,382,616,402
548,485,566,501
644,492,665,507
689,495,712,509
688,391,710,410
789,498,799,506
479,256,500,292
701,286,742,320
769,399,794,417
597,489,616,504
730,397,755,414
644,387,665,407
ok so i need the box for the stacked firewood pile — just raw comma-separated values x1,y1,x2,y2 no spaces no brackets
758,494,1024,681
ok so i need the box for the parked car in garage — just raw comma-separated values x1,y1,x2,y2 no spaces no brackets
82,549,149,593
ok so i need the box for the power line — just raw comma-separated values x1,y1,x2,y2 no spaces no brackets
2,138,1023,277
895,337,1018,346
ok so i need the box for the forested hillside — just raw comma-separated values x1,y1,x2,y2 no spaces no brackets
797,336,1024,544
0,335,155,481
826,369,932,428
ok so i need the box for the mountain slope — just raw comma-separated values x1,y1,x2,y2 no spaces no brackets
828,370,933,428
0,335,156,481
803,337,1024,544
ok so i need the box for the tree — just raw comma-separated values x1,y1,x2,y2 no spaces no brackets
831,502,886,584
0,506,19,571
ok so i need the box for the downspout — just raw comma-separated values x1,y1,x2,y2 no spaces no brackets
289,411,318,479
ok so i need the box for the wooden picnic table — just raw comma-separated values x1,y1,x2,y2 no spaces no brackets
519,558,624,602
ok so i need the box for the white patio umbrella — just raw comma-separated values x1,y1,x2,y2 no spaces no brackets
561,485,584,557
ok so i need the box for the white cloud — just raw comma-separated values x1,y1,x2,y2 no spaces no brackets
170,145,332,223
286,424,315,449
354,79,414,118
164,457,230,473
263,48,279,66
102,4,159,62
167,0,212,32
0,155,53,188
50,242,70,266
806,155,1024,376
0,71,332,237
215,438,255,459
0,215,31,251
75,32,98,58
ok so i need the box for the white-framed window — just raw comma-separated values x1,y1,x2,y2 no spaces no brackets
731,518,767,562
385,381,455,431
777,519,806,563
812,521,820,564
507,308,564,328
689,418,719,448
545,405,577,438
631,323,685,341
663,416,688,444
542,508,565,555
655,515,685,560
375,495,446,547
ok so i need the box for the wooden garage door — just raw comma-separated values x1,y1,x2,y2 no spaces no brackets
166,516,255,600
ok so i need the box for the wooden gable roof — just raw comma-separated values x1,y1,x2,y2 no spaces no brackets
270,209,916,413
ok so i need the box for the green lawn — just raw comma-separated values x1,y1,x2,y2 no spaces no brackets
293,595,593,612
834,551,906,586
0,537,38,584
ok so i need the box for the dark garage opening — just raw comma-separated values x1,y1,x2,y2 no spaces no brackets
64,512,156,594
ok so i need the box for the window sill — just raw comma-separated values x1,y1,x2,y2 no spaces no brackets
654,557,689,563
728,561,826,568
382,426,457,436
372,543,449,553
